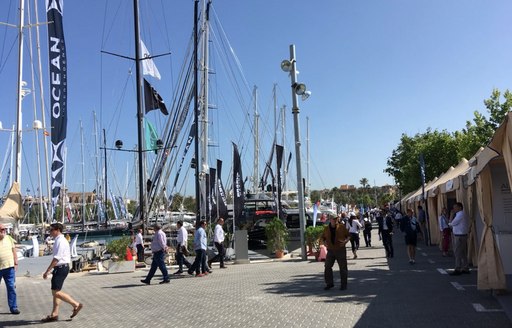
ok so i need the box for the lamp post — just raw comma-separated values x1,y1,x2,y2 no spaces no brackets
281,44,310,261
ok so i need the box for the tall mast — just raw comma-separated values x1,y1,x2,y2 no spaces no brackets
33,0,51,225
80,120,85,231
252,85,259,193
194,0,200,226
14,0,26,186
199,0,211,220
133,0,146,227
93,111,100,215
26,0,43,227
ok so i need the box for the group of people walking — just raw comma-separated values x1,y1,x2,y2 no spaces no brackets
140,217,228,285
320,201,470,291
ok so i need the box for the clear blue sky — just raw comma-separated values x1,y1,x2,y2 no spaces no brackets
0,0,511,200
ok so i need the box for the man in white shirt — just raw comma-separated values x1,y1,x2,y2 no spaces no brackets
208,218,227,269
134,228,144,263
42,223,83,322
449,202,470,275
174,221,191,274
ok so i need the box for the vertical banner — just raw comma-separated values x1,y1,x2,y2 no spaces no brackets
275,144,284,218
209,167,217,221
216,160,229,220
419,153,426,199
46,0,67,213
233,143,245,229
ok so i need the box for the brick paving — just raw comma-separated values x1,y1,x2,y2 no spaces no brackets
1,229,511,327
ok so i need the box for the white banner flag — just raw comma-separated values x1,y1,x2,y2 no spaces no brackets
140,40,161,80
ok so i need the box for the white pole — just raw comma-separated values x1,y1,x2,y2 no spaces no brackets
14,0,25,186
253,85,259,193
33,0,52,224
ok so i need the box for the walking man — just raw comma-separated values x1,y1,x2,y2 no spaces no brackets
134,228,145,263
141,224,170,284
42,223,83,322
0,224,20,315
379,211,394,258
449,202,470,275
188,220,208,277
321,214,350,290
174,221,191,274
208,218,227,269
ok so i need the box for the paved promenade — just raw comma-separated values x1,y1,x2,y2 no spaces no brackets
1,229,511,328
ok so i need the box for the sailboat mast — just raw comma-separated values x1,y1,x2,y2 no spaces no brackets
80,120,85,231
93,111,99,218
252,85,259,193
133,0,146,227
33,0,51,225
199,0,211,221
194,0,200,226
14,0,25,186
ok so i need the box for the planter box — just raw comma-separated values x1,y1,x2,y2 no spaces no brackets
108,260,135,274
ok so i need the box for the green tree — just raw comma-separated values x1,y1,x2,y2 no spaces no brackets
359,178,369,189
385,129,458,194
455,89,512,159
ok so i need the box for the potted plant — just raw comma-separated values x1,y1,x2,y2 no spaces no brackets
105,236,135,273
305,226,324,260
265,217,289,258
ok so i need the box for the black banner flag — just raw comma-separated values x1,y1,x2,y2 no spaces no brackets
232,143,244,226
47,0,67,212
216,160,229,220
276,144,284,215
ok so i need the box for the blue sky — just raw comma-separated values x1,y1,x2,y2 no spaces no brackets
0,0,511,200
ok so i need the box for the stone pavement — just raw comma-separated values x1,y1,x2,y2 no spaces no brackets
1,229,511,328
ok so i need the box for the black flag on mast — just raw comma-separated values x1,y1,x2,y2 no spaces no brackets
46,0,67,213
144,79,169,115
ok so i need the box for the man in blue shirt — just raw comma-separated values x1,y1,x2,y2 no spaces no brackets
188,220,208,277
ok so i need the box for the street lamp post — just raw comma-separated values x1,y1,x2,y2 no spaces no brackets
281,44,310,261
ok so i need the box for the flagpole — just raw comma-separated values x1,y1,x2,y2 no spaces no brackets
193,0,201,227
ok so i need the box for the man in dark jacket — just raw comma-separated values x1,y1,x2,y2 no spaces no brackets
378,211,394,258
321,214,350,290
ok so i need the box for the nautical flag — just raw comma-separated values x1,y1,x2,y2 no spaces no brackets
144,119,159,151
232,143,245,224
140,40,161,80
46,0,67,213
144,79,168,115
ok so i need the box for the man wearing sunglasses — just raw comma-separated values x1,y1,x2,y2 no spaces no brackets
0,224,20,314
